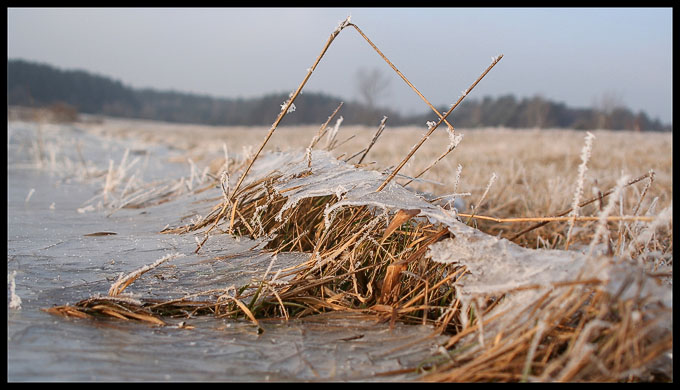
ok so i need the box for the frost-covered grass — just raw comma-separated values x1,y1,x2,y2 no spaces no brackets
86,119,673,252
20,14,672,381
42,115,671,382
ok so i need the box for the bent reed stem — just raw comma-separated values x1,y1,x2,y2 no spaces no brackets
230,17,474,203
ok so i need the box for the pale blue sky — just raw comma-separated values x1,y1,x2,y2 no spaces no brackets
7,7,673,124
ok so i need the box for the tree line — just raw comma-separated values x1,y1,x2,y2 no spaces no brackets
7,59,671,131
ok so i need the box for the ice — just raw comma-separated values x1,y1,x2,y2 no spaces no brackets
429,218,672,347
7,121,446,381
243,149,671,358
250,149,671,313
249,149,459,229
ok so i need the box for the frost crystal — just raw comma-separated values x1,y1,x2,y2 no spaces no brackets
453,164,463,191
8,271,22,310
269,269,287,286
220,171,230,201
263,254,277,280
334,184,348,200
323,202,336,230
571,132,595,219
222,143,230,172
479,172,497,204
280,100,296,114
334,15,352,34
448,132,463,151
633,204,673,249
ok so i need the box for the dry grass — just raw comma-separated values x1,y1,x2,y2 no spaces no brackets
39,17,671,382
85,120,672,249
46,120,673,381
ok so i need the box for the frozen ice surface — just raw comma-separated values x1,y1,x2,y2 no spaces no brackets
7,121,443,381
428,217,672,361
248,149,458,228
429,225,671,304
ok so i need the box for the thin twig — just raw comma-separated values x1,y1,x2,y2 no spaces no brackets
357,116,388,164
458,214,655,224
466,173,497,225
632,170,655,216
509,171,654,242
108,253,183,296
307,102,344,167
402,147,454,188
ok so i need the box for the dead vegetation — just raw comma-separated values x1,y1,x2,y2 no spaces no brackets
41,17,671,382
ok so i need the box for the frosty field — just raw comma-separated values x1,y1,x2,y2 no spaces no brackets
85,117,672,249
7,114,673,381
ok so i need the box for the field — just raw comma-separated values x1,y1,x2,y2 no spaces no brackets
86,117,673,250
8,111,666,381
7,12,673,382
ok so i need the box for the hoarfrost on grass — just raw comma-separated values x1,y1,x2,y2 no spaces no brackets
7,119,672,380
428,219,672,340
587,174,629,258
334,15,352,34
8,271,22,310
566,132,595,247
324,116,344,149
447,132,463,151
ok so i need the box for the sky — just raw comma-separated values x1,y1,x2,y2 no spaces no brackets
7,7,673,124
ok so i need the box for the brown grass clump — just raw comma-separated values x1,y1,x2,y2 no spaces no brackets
419,287,672,382
43,17,671,382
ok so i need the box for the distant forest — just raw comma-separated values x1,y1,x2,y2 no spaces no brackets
7,59,671,131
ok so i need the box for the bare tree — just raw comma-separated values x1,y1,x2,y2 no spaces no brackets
526,94,550,130
355,67,391,109
594,91,624,129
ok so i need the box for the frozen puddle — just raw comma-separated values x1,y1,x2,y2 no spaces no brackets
7,121,444,381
